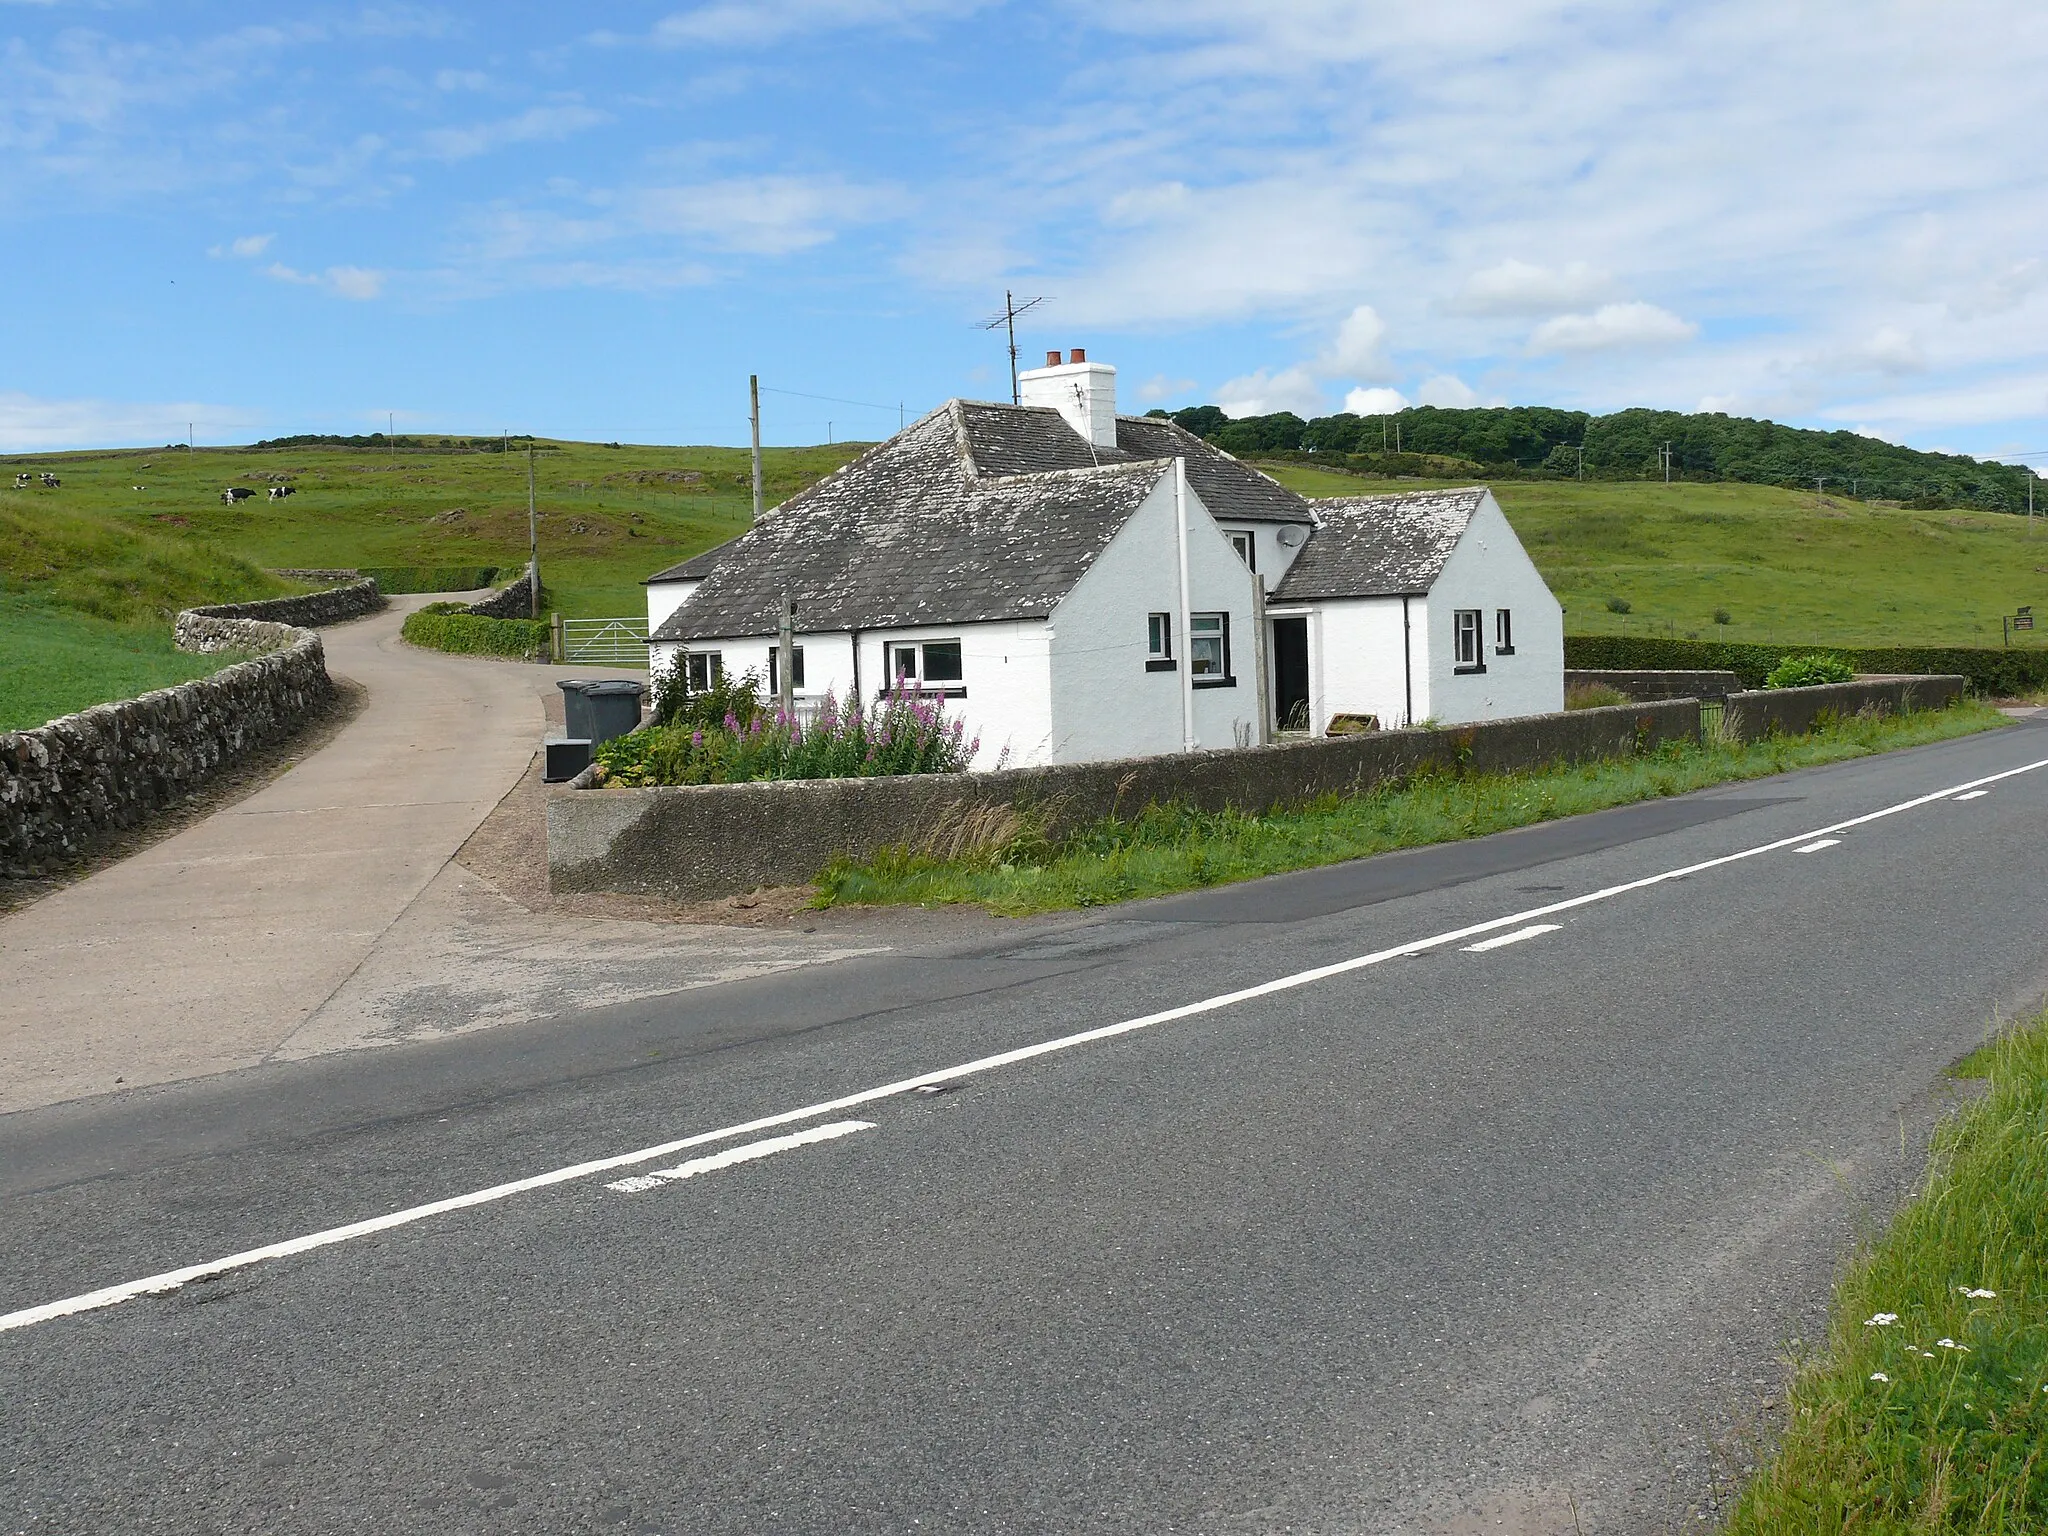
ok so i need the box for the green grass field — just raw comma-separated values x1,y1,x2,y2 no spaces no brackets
0,595,251,732
1256,464,2048,650
0,438,863,621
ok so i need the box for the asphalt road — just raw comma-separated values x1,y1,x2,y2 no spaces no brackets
6,719,2048,1534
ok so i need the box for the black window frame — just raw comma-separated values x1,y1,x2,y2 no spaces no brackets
1453,609,1485,674
768,644,806,693
1494,609,1515,655
1146,611,1176,672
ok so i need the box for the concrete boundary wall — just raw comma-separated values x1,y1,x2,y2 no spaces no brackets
550,700,1703,901
1,582,380,875
1723,675,1965,742
1567,669,1744,701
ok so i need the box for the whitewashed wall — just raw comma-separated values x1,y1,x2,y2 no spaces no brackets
1213,518,1315,593
1300,596,1420,731
645,578,700,637
1421,491,1564,723
1049,478,1261,762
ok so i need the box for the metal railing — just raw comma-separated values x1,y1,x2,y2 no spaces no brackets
556,616,649,666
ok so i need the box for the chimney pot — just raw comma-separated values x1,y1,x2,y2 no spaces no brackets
1045,350,1062,367
1069,347,1086,364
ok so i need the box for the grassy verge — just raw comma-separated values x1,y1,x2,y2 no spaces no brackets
816,702,2004,915
399,609,549,660
0,596,248,732
1726,1011,2048,1532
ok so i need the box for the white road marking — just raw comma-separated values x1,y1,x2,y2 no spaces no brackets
1954,790,1988,801
1462,924,1560,952
605,1121,872,1193
1796,839,1842,853
6,751,2045,1337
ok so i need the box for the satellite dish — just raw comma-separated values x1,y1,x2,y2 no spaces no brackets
1276,524,1307,547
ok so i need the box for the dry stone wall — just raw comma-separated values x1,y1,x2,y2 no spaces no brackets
463,564,538,620
1,582,380,876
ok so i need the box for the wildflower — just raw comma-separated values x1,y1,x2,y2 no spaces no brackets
1936,1338,1968,1351
1864,1313,1898,1327
1959,1287,1996,1299
1869,1372,1888,1382
691,729,703,747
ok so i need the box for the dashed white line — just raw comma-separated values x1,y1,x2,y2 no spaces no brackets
1462,924,1561,952
6,751,2045,1337
605,1121,873,1194
1954,790,1989,801
1796,838,1842,853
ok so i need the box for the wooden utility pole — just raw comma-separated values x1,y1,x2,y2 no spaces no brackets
526,441,540,619
778,596,796,721
749,375,764,525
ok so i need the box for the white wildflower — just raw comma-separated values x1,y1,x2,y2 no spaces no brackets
1869,1372,1889,1382
1864,1312,1899,1327
1936,1338,1969,1351
1959,1287,1997,1299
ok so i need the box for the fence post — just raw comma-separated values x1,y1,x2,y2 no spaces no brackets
551,611,564,664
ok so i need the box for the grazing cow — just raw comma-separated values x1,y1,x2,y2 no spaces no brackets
267,484,295,500
221,486,255,504
133,485,147,492
40,473,60,488
11,473,28,489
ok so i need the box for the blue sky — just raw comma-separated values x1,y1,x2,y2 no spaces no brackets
3,1,2046,466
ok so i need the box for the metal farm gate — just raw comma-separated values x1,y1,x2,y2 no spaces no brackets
556,616,649,666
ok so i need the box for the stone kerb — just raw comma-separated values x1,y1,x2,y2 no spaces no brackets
1722,675,1965,742
548,699,1703,902
1,582,378,876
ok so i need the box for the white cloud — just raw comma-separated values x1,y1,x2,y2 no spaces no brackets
208,232,274,258
1416,374,1483,408
1529,302,1698,353
433,69,488,92
1821,375,2048,430
415,104,608,162
642,0,989,48
1324,305,1390,379
1136,373,1197,403
0,391,256,453
263,262,387,300
1858,326,1926,375
1216,365,1323,418
1452,259,1613,316
630,175,905,255
1343,386,1408,415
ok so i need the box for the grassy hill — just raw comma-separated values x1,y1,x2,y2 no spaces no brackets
1256,464,2048,649
1,438,863,621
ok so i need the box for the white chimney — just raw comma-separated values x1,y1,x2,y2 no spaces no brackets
1018,347,1118,450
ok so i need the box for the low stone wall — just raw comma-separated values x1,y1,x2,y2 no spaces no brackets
464,564,538,620
1567,668,1744,701
2,582,379,875
550,700,1703,901
1722,675,1966,742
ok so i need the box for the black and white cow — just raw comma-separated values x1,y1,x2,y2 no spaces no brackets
39,473,59,488
267,484,295,500
11,473,28,489
221,486,255,504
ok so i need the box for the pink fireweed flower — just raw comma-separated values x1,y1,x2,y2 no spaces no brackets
691,729,703,747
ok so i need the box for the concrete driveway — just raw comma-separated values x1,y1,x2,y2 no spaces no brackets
0,596,872,1116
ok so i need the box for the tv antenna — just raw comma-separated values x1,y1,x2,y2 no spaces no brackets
980,290,1047,405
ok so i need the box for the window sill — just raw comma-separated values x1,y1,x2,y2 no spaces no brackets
878,686,966,700
1192,675,1237,690
1453,664,1487,676
1145,658,1177,672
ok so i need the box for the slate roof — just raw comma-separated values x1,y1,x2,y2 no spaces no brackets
1270,487,1486,601
648,399,1324,641
650,403,1181,642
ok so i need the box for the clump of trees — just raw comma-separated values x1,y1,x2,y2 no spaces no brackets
1145,403,2037,513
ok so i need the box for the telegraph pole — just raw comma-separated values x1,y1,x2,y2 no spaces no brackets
526,441,540,619
749,375,764,524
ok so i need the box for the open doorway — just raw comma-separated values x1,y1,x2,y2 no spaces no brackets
1272,616,1309,732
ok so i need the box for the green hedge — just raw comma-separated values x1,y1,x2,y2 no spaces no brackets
360,565,499,595
400,610,548,660
1564,635,2048,696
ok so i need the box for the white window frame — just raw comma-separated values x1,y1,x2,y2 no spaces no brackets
1453,609,1484,673
881,638,966,697
1146,611,1174,671
1494,609,1514,656
1226,530,1257,572
683,650,722,691
1189,611,1232,687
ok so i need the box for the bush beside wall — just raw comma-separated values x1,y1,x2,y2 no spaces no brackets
400,610,549,660
1564,635,2048,696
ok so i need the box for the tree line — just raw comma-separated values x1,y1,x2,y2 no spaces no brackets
1144,404,2037,513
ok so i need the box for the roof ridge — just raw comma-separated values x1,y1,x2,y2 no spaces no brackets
972,456,1170,490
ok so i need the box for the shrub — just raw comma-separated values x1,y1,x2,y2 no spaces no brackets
400,610,548,659
1605,596,1632,614
1713,608,1732,625
598,686,976,785
1565,681,1630,710
650,661,767,733
1563,636,2048,696
1764,652,1857,689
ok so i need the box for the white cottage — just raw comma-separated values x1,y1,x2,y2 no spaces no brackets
645,350,1561,768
